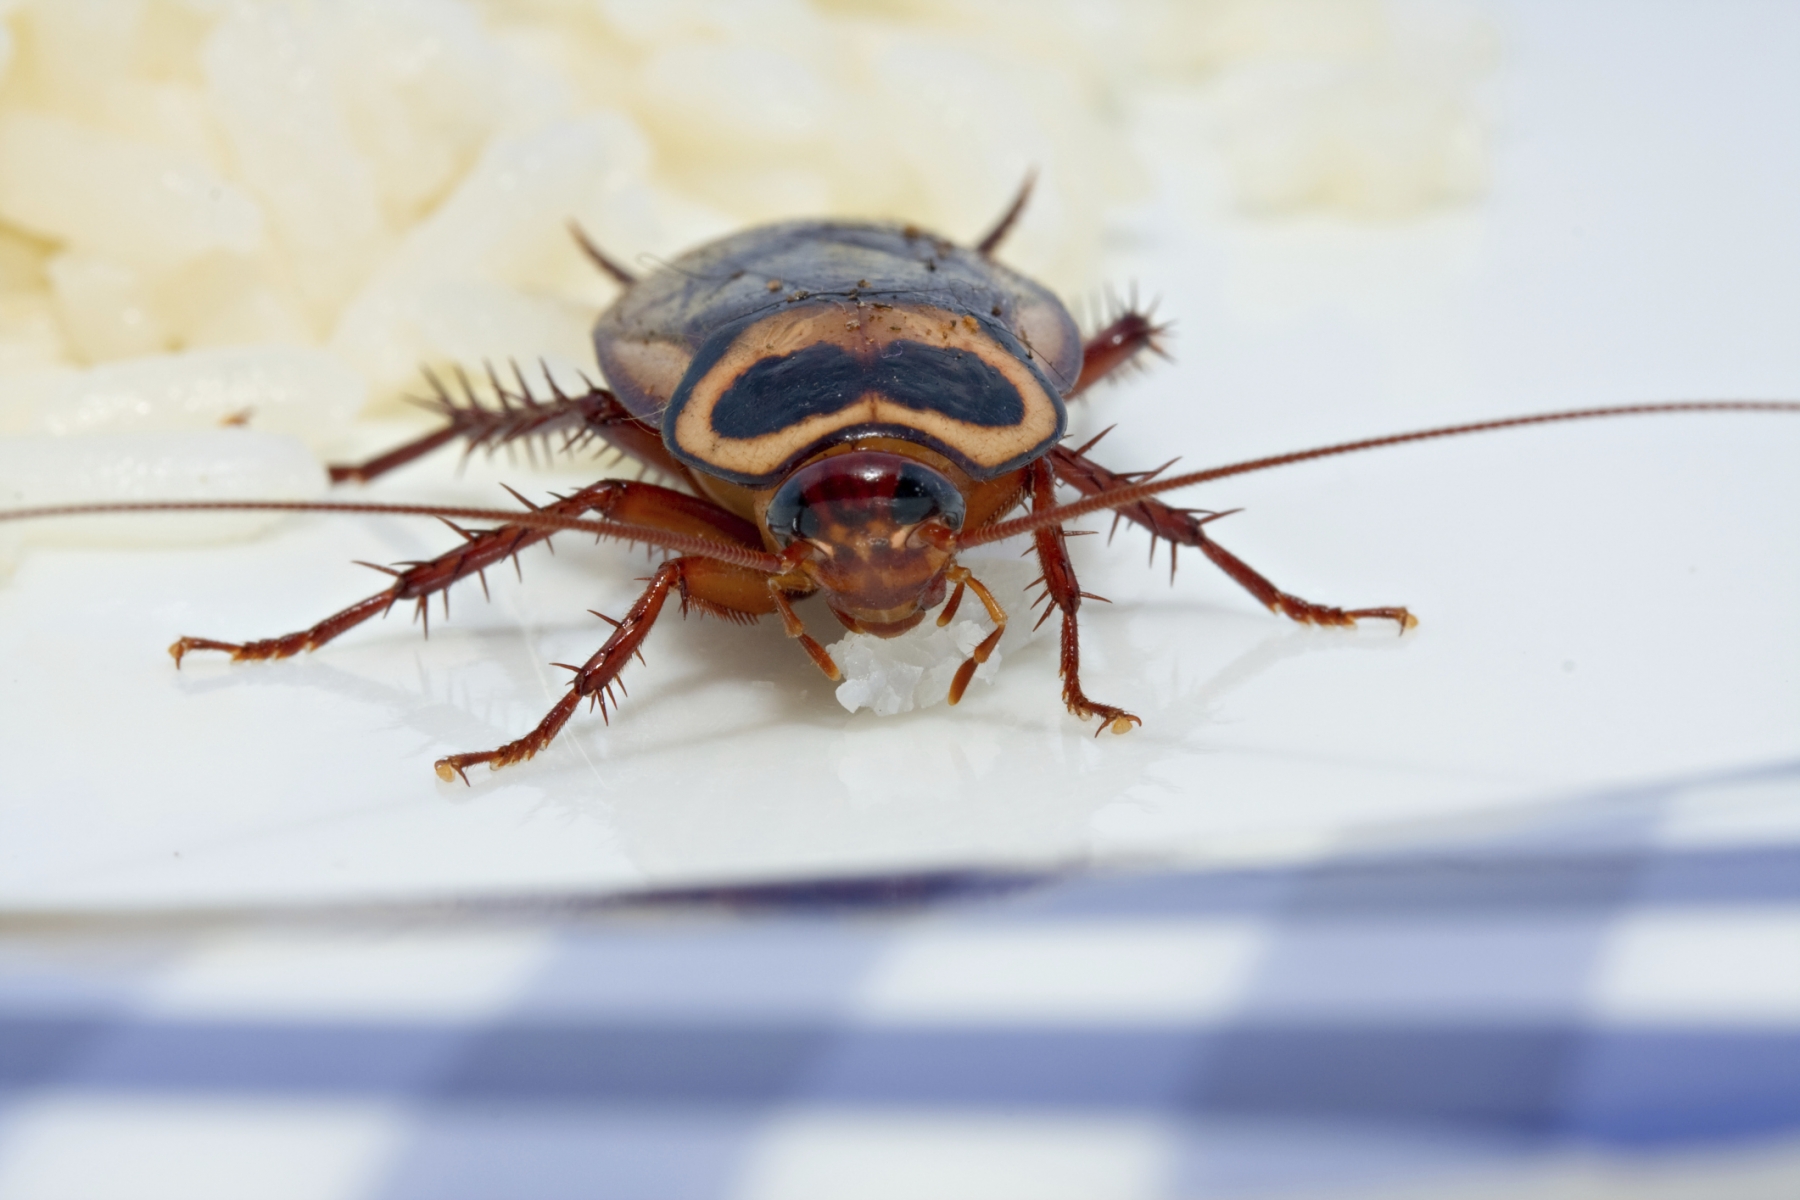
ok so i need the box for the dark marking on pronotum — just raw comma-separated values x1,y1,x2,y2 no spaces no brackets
709,341,1026,440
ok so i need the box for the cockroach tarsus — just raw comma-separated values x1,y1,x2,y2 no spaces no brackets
3,180,1797,782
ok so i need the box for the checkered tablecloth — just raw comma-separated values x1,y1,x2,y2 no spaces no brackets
3,761,1798,1200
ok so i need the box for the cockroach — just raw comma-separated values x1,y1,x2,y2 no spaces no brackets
4,180,1797,783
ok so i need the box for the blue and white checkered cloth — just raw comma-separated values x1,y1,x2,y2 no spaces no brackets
4,761,1798,1199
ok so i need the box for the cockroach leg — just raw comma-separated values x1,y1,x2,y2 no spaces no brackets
436,558,681,782
170,481,611,665
328,367,687,485
582,479,761,548
326,425,464,486
943,565,1008,706
435,553,779,781
170,481,762,666
1071,305,1171,396
1048,445,1416,633
1025,459,1140,735
935,575,968,626
1189,529,1417,632
168,593,397,667
768,583,842,681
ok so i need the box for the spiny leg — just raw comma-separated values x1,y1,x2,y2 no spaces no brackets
435,560,674,782
170,480,761,664
328,364,687,485
1063,305,1388,628
1071,301,1171,396
1048,445,1416,632
436,554,777,781
1024,459,1140,735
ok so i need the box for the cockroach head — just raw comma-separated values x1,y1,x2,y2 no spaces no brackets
764,450,964,636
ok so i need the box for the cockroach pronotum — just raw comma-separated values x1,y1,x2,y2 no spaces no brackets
4,180,1797,783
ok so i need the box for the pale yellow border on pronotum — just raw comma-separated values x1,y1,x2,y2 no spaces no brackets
670,304,1063,481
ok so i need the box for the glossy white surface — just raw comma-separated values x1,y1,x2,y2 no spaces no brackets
2,4,1797,911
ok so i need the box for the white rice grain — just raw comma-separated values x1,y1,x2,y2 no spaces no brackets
328,111,672,397
827,553,1041,714
202,4,389,324
31,346,366,449
0,429,326,573
0,111,264,272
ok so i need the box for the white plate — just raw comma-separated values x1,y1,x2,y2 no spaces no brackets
2,3,1797,911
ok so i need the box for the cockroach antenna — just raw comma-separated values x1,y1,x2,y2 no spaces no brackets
960,401,1800,548
0,498,784,574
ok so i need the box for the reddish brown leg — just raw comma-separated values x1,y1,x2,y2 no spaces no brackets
435,554,777,781
328,365,690,486
1025,459,1141,735
170,480,762,665
768,584,843,681
1048,446,1416,632
939,565,1008,705
1071,306,1170,396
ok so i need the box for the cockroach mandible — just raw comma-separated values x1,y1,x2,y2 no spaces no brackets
5,181,1797,782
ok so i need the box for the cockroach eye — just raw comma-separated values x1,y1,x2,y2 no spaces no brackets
765,451,966,546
